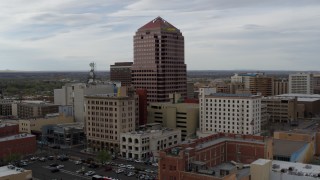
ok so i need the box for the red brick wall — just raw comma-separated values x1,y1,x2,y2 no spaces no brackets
0,135,36,159
225,142,266,164
0,124,19,138
136,89,147,125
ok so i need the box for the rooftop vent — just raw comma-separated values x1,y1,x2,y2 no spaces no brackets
272,164,280,169
280,168,287,173
304,164,312,169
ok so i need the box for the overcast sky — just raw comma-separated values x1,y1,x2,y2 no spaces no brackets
0,0,319,71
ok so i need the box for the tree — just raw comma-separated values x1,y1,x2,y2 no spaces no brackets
4,153,21,163
97,149,111,164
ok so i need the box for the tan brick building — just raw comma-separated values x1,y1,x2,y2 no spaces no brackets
84,93,136,152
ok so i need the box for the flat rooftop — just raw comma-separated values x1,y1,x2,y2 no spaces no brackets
208,93,260,98
271,160,320,176
0,166,27,177
273,139,307,156
195,136,265,150
0,123,17,128
278,94,320,98
0,133,34,143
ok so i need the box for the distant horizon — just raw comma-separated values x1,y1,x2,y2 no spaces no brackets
1,69,320,73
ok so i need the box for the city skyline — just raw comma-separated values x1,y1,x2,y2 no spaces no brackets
0,0,320,71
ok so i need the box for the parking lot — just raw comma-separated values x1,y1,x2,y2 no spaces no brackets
22,155,158,180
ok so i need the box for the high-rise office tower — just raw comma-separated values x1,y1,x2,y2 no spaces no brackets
132,17,187,103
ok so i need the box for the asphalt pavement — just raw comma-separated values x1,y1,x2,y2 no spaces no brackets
24,153,158,180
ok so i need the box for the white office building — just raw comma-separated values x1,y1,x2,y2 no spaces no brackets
289,73,313,94
120,123,181,161
199,88,262,135
54,83,115,122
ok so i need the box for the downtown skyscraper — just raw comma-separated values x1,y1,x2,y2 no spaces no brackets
132,17,187,103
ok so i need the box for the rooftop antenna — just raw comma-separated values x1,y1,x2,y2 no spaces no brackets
87,62,96,84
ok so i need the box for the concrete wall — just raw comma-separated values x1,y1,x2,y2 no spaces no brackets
19,115,74,133
0,170,32,180
273,132,313,142
250,159,271,180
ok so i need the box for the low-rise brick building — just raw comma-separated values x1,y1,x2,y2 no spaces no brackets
159,133,273,180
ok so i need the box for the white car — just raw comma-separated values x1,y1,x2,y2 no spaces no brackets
85,171,95,176
134,159,144,163
145,169,154,173
127,172,135,177
75,161,82,165
126,165,135,169
57,165,64,169
152,163,158,167
115,169,124,174
118,164,126,168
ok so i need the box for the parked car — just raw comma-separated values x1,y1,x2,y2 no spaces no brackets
51,168,60,173
39,157,46,162
115,168,124,174
152,163,158,167
49,163,59,167
76,169,85,174
127,172,135,177
126,165,135,169
84,171,95,176
20,162,28,167
30,157,38,161
47,156,54,160
145,169,154,173
75,161,82,165
57,165,64,169
88,163,99,168
134,159,144,163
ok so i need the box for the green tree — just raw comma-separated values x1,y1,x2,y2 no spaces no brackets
4,153,21,163
97,149,111,164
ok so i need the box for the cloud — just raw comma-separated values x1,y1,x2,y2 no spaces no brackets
0,0,320,71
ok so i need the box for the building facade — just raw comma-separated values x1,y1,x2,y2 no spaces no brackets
132,17,187,103
313,74,320,94
0,99,14,117
19,115,74,134
231,73,273,97
262,96,298,123
17,102,59,119
159,133,273,180
147,102,199,140
54,83,115,122
84,93,136,152
110,62,133,86
273,78,288,95
199,88,262,135
0,133,36,159
120,125,181,161
0,123,19,138
289,73,313,94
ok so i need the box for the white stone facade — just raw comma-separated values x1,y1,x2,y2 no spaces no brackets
199,88,262,135
120,128,181,161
